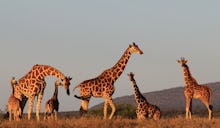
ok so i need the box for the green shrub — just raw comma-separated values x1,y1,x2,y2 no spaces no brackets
89,103,136,119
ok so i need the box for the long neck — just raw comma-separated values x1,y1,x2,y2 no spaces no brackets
11,84,15,95
52,85,58,99
111,47,132,81
182,64,198,86
32,64,66,80
131,79,148,104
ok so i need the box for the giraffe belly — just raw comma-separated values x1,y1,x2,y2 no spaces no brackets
92,92,103,97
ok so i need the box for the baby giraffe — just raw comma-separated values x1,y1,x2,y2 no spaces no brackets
128,72,161,120
7,77,22,121
44,80,62,120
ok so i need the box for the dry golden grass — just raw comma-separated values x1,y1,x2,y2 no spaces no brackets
1,115,220,128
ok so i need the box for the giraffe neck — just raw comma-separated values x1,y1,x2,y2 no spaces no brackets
131,79,148,104
111,47,132,81
11,84,15,95
182,64,198,86
52,85,58,99
26,64,66,81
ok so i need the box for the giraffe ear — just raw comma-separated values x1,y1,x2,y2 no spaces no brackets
132,42,136,46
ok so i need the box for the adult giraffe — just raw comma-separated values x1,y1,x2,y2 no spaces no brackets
13,64,72,121
73,42,143,119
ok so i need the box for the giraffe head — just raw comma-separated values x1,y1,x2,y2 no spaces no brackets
127,72,135,81
55,80,62,87
61,76,72,95
128,42,143,55
10,77,23,100
177,57,188,67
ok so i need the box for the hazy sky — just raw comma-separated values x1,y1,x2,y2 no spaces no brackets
1,1,220,112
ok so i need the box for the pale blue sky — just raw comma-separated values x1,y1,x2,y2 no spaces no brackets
1,1,220,112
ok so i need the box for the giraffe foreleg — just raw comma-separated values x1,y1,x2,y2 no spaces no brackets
185,97,192,119
9,110,12,121
103,100,108,119
36,93,44,121
28,97,35,120
54,111,58,120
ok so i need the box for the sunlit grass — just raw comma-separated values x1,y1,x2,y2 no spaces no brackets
1,115,220,128
1,104,220,128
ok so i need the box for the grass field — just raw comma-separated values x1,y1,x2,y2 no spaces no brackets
1,115,220,128
1,104,220,128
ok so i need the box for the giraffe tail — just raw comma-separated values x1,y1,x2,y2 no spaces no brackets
74,95,90,101
72,85,80,95
209,87,213,111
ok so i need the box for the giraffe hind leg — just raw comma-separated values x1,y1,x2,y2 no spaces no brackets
204,102,213,120
108,99,116,119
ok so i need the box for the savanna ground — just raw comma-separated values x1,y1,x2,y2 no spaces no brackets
1,104,220,128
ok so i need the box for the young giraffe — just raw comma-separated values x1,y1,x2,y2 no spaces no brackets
177,57,213,120
44,80,62,120
73,43,143,119
13,64,72,121
7,77,22,121
127,72,161,120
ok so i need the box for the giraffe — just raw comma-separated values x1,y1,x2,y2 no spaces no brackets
127,72,161,120
177,57,213,120
44,80,62,120
73,43,143,119
7,77,22,121
13,64,72,121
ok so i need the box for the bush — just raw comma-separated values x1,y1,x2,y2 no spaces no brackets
89,103,136,119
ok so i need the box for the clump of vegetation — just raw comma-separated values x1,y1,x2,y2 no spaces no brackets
89,103,136,119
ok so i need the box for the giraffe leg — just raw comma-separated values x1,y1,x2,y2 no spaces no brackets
185,98,192,119
9,110,12,121
44,112,47,120
55,111,58,120
80,99,89,115
36,93,43,121
103,100,108,119
28,97,35,120
201,99,213,120
108,98,116,119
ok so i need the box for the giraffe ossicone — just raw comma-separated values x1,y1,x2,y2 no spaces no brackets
73,42,143,119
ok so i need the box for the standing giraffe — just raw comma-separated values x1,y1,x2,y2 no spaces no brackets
177,57,213,120
73,43,143,119
44,80,62,120
127,72,161,120
13,64,72,121
7,77,22,121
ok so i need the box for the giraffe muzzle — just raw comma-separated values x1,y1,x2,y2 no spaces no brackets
67,89,70,95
